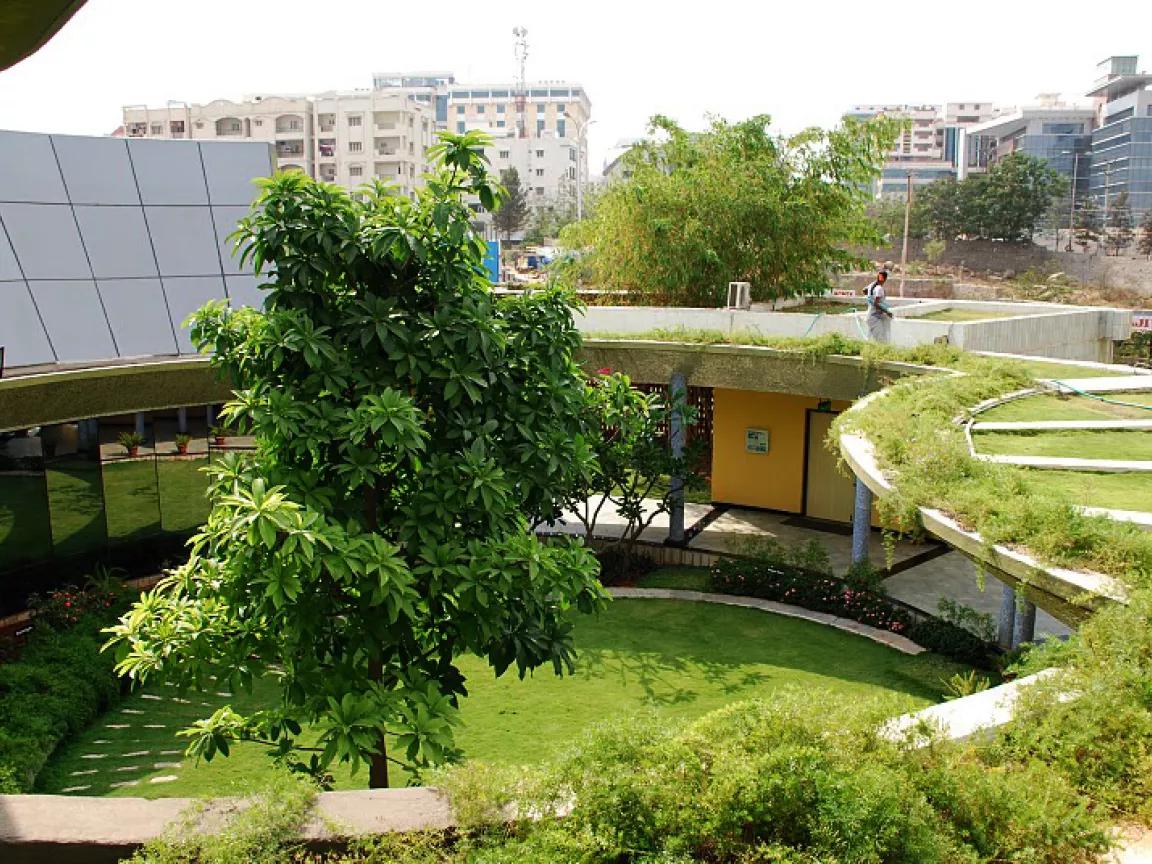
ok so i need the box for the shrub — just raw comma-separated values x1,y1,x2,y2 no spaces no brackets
0,582,130,791
595,547,656,586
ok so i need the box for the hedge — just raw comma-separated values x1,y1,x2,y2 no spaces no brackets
0,586,128,792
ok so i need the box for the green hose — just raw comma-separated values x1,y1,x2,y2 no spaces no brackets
1048,379,1152,412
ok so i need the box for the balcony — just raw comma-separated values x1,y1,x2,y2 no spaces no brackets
215,117,244,137
276,143,305,159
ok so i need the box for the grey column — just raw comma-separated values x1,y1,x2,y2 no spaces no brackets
134,412,147,439
997,583,1016,650
1012,599,1037,649
851,478,872,564
177,407,188,434
205,405,216,427
666,372,686,546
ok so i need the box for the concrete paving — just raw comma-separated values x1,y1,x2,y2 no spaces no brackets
688,507,927,574
882,550,1070,639
543,498,713,545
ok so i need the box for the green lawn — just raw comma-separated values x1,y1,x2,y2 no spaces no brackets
1014,359,1135,379
976,429,1152,462
36,598,968,798
45,457,107,557
0,473,53,568
775,302,860,315
156,457,212,533
1028,470,1152,513
634,565,711,590
916,309,1007,322
980,393,1152,423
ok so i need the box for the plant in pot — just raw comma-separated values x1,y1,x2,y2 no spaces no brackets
210,425,229,446
174,433,192,455
118,431,145,458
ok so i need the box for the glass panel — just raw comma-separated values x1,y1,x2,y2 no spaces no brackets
44,421,108,558
0,430,52,572
153,413,212,534
101,418,162,544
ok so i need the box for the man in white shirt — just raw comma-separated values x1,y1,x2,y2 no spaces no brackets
865,269,893,343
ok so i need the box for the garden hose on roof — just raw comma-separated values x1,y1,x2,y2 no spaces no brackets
1048,379,1152,412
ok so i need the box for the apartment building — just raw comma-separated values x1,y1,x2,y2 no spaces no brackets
844,102,997,197
121,73,591,216
122,92,433,198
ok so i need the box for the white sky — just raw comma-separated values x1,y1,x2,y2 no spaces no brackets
1,0,1149,173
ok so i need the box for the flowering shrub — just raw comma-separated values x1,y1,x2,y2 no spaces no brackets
26,580,126,631
710,554,995,667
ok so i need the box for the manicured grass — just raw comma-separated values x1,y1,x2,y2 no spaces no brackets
774,302,859,315
634,565,711,590
1013,359,1134,379
1029,470,1152,513
976,429,1152,462
979,393,1152,423
916,309,1007,322
45,457,107,557
156,457,212,533
37,598,969,798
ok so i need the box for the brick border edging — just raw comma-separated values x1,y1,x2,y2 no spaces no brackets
608,587,924,654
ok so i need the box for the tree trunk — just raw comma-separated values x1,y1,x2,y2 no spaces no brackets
368,656,389,789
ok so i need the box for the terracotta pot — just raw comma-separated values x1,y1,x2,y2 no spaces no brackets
128,447,139,458
177,444,189,455
213,436,226,446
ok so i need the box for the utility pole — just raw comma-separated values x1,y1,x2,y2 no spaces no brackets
1066,152,1080,252
564,112,595,221
899,172,913,298
512,27,528,140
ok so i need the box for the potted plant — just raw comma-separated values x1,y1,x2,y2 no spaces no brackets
174,433,192,455
118,431,145,458
210,425,228,446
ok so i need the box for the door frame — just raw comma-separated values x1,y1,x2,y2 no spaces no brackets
800,407,843,520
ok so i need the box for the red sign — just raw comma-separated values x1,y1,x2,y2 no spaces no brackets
1133,312,1152,333
831,288,857,298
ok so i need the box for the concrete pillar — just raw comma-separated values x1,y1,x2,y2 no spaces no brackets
851,478,873,565
134,412,147,440
77,418,92,452
1012,599,1037,649
666,372,686,546
177,407,188,434
205,405,216,428
997,583,1016,650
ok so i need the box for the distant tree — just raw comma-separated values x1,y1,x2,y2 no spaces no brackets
1139,209,1152,258
491,167,529,242
1104,191,1135,256
974,153,1060,241
1074,199,1102,252
867,196,928,243
524,196,577,245
561,113,902,305
915,178,966,240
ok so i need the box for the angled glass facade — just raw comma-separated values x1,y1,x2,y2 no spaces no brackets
1089,115,1152,217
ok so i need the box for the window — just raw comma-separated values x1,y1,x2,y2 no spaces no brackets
476,105,485,114
496,120,506,128
557,120,566,138
537,119,545,134
499,150,510,159
491,89,509,98
150,123,163,135
535,186,545,195
569,166,576,180
496,104,505,114
348,115,362,127
349,141,363,152
537,103,546,112
535,168,544,177
195,121,204,128
457,121,466,133
350,165,363,177
557,103,566,113
535,149,544,158
457,105,466,114
569,148,577,161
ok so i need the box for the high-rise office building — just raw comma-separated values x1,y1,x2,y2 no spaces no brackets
1085,55,1152,217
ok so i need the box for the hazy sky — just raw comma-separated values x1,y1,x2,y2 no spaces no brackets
1,0,1148,172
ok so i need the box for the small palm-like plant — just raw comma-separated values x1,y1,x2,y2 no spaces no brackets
118,431,145,457
174,433,192,455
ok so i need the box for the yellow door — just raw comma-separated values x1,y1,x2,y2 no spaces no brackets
804,411,854,523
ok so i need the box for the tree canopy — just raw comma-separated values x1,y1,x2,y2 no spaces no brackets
491,167,528,241
560,114,901,305
106,132,607,787
914,154,1060,243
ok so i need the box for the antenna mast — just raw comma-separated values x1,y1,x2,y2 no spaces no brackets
513,26,529,139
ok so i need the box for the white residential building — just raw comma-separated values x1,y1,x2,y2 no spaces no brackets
121,74,591,212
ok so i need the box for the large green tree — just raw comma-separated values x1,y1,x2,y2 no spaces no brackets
1138,209,1152,258
491,167,528,243
106,133,607,788
1105,191,1135,256
561,114,901,305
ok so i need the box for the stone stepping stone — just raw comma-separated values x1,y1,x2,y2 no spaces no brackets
159,749,183,756
105,724,130,730
92,739,111,745
149,775,179,784
69,769,98,776
123,750,150,757
199,702,212,707
121,709,145,715
81,754,108,760
214,692,233,698
143,724,167,729
171,697,191,704
114,765,142,773
153,762,182,769
61,785,91,793
141,694,163,701
110,780,139,789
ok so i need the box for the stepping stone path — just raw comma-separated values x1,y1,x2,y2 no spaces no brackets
149,776,178,784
